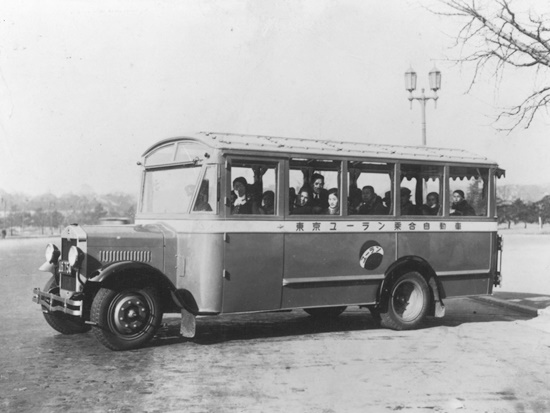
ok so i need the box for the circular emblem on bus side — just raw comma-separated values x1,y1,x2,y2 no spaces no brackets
359,240,384,270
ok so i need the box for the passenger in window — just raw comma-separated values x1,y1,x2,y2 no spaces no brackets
289,188,296,212
321,188,340,215
291,186,313,215
421,192,440,216
348,186,362,214
400,187,420,215
450,190,475,216
382,191,392,213
310,173,328,212
231,177,254,214
356,186,388,215
259,190,275,215
193,181,213,212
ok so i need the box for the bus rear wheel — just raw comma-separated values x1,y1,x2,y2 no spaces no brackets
91,285,162,351
380,271,429,330
304,306,347,318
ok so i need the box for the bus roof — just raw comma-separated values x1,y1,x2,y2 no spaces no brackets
145,131,501,167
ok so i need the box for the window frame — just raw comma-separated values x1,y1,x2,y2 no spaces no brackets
139,163,206,216
225,155,284,219
448,164,491,218
190,164,219,215
347,160,394,217
398,162,445,218
287,157,344,218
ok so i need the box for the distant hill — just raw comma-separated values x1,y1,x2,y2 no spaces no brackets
498,184,550,202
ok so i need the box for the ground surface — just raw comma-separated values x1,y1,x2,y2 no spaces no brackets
0,235,549,413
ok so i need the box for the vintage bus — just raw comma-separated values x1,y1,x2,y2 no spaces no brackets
33,132,504,350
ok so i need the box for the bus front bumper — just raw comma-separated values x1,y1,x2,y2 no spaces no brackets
32,288,83,317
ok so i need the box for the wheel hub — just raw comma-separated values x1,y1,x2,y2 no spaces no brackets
113,294,149,334
393,281,423,321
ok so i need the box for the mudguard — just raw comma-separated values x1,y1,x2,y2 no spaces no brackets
87,261,198,314
378,255,446,316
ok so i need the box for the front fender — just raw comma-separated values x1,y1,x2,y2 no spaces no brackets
88,261,164,283
87,261,198,314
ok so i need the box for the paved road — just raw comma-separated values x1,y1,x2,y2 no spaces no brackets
1,236,550,412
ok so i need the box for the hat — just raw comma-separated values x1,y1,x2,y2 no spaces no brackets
400,187,411,197
232,176,247,187
453,189,465,199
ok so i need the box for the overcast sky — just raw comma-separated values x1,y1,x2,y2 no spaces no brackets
0,0,548,196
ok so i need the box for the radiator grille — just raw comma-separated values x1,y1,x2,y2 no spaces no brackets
61,238,77,260
99,250,152,263
60,273,76,291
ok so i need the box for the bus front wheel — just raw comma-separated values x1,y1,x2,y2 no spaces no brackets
380,271,429,330
91,285,163,351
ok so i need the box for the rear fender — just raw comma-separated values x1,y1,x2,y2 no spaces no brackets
378,256,446,316
86,261,198,314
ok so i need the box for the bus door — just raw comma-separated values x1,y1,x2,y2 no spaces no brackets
222,158,284,313
223,232,284,313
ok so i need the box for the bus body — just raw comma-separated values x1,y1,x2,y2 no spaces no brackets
33,132,504,350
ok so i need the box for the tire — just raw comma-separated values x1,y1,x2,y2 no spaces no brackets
304,306,347,318
380,271,429,330
42,275,91,335
91,285,162,351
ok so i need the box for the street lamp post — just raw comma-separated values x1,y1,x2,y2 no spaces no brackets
405,66,442,146
0,197,5,238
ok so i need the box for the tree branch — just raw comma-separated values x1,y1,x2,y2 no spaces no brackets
436,0,550,130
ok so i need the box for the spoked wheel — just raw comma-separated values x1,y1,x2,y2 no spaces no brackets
91,286,162,351
380,271,429,330
304,306,347,318
42,275,91,334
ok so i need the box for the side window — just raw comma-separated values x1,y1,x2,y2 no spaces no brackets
229,160,277,215
450,167,489,217
348,161,393,216
289,159,341,215
400,164,443,217
192,165,218,214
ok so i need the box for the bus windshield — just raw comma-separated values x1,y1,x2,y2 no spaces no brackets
141,166,202,214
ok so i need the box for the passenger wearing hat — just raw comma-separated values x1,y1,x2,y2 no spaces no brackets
400,187,420,215
450,190,475,216
356,186,388,215
348,186,362,214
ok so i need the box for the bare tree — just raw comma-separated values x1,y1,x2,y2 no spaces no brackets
437,0,550,130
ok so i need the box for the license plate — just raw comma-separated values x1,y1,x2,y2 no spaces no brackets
59,260,71,275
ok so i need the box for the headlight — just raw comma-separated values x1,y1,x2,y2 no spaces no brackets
68,246,83,267
45,244,60,264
